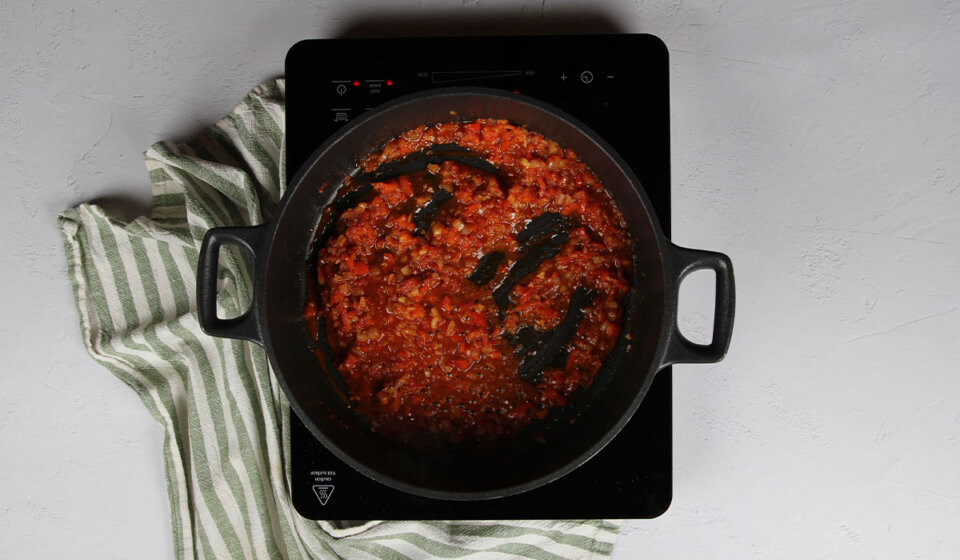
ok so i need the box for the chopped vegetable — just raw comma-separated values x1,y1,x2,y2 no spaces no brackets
304,120,632,446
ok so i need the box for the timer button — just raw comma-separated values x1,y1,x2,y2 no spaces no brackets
580,71,594,84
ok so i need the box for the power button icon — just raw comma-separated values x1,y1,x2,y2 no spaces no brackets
580,71,594,84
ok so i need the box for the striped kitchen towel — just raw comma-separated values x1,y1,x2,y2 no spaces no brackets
57,79,621,559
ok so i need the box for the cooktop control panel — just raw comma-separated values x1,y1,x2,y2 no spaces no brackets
320,68,620,126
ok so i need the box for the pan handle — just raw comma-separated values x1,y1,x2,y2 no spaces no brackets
660,243,735,366
196,225,267,344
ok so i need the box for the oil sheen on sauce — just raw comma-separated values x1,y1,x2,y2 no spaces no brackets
304,120,632,446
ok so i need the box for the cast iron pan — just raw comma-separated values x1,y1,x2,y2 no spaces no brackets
196,88,735,500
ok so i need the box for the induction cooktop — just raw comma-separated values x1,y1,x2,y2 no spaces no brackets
285,33,672,519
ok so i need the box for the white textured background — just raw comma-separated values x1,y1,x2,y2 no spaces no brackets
2,0,959,558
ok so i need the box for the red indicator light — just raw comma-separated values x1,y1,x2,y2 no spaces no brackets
352,80,360,86
513,90,519,94
386,79,393,86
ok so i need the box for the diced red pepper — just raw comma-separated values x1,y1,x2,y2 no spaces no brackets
305,119,631,445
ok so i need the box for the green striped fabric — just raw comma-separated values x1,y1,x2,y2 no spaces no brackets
58,79,622,560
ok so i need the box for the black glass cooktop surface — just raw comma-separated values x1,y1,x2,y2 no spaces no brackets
285,33,671,519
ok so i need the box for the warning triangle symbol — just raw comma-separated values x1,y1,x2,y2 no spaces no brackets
312,485,335,505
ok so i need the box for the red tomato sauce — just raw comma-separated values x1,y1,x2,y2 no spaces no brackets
304,120,632,445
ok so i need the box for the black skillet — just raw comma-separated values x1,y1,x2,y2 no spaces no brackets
196,88,735,500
